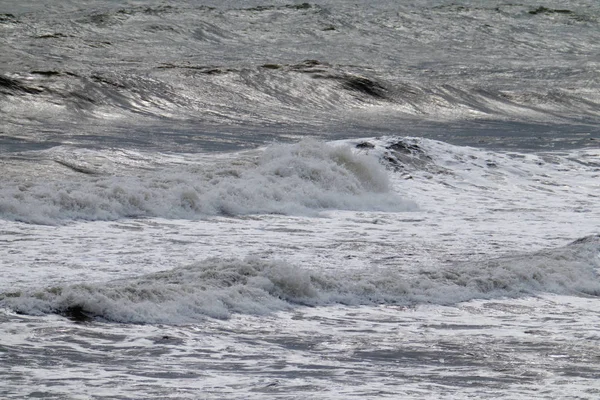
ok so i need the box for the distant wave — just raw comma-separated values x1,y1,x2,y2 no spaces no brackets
0,140,415,224
3,60,600,126
3,0,600,141
2,235,598,324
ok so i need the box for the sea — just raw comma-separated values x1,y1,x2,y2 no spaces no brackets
1,0,600,398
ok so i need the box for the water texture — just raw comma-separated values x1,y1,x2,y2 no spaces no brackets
1,1,600,399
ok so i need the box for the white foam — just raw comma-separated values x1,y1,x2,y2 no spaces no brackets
2,136,599,325
0,139,416,224
3,235,598,324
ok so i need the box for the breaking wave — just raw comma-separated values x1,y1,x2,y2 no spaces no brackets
2,235,598,324
0,140,415,224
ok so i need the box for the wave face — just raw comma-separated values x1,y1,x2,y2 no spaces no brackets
2,1,600,151
2,235,598,324
0,140,415,224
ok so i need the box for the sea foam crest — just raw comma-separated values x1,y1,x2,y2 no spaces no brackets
2,235,598,324
0,139,415,224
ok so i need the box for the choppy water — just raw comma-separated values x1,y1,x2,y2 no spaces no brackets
1,1,600,399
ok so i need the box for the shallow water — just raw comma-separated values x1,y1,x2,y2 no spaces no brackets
3,296,600,399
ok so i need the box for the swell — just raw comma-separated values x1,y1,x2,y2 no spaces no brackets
3,60,600,127
0,71,181,117
4,0,600,127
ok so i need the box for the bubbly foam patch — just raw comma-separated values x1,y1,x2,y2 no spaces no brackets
2,235,598,324
0,140,415,224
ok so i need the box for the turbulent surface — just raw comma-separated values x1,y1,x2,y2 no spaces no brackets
2,137,599,324
3,296,600,400
0,140,413,224
2,1,600,399
2,235,599,324
1,137,599,398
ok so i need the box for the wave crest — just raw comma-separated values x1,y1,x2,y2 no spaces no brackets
0,140,415,224
2,235,598,324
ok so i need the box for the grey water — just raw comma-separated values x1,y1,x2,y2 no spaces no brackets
2,1,600,399
2,0,600,154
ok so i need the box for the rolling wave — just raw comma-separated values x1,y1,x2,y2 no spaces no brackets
2,134,599,224
2,235,598,323
0,140,415,224
2,60,600,127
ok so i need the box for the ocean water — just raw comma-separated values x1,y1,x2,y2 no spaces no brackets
1,1,600,398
